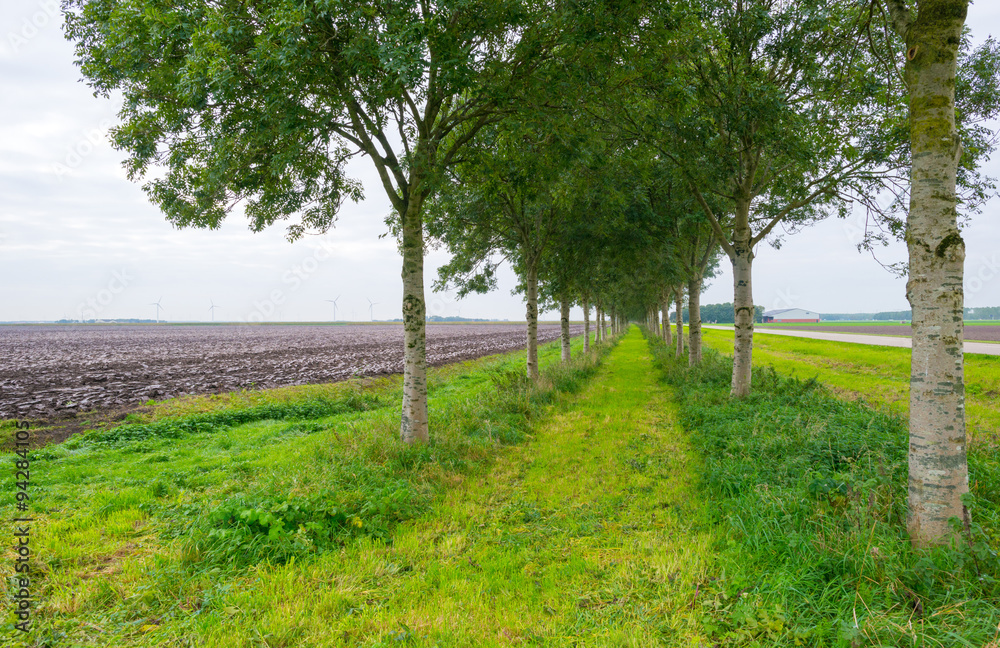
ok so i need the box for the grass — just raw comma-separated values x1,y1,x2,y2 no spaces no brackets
1,331,718,646
700,328,1000,445
754,321,1000,327
0,335,593,644
8,325,998,646
650,332,1000,646
177,328,717,646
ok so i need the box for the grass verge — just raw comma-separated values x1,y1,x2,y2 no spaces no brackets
1,335,603,645
700,329,1000,467
652,332,1000,646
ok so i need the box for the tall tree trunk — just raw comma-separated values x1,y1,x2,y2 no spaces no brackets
662,292,672,346
688,276,703,366
583,296,591,353
400,195,428,444
560,295,571,363
889,0,970,546
731,202,755,397
674,288,685,358
525,260,540,381
600,308,605,342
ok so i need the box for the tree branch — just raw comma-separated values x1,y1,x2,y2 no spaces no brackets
883,0,913,40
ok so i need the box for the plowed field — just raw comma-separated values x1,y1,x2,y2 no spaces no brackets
0,323,582,421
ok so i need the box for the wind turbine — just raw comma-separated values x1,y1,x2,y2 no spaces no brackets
149,297,163,323
208,299,219,322
367,298,378,322
325,295,341,321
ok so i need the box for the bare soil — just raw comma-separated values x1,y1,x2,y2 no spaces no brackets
0,323,581,425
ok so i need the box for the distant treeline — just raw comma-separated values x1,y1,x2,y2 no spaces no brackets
670,303,765,324
670,305,1000,324
820,311,912,321
821,307,1000,321
56,318,159,324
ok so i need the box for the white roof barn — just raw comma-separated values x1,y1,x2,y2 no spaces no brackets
763,308,820,322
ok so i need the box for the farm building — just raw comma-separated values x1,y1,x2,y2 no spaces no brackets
763,308,820,323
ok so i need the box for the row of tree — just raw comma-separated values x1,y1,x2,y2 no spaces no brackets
64,0,999,548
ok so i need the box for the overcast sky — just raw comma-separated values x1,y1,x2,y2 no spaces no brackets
2,3,1000,323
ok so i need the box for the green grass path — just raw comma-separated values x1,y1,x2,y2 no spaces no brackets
193,328,715,646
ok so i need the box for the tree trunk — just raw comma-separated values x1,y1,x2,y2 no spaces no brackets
400,195,428,444
599,308,605,342
896,0,970,546
674,288,685,358
731,206,755,397
526,260,540,381
688,276,703,366
560,295,571,363
583,296,591,353
662,293,672,346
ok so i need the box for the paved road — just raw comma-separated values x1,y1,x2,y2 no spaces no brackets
702,325,1000,357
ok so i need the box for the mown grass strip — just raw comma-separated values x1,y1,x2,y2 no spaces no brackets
656,333,1000,646
178,327,718,646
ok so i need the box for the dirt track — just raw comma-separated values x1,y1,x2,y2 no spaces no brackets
0,323,582,421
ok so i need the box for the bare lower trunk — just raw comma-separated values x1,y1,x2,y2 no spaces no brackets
662,293,672,346
526,261,539,381
688,276,703,366
894,0,970,547
674,289,684,358
400,195,428,444
583,297,591,353
560,295,571,362
731,212,754,397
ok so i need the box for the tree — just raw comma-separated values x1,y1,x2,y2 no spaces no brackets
885,0,971,546
65,0,567,443
621,0,910,395
647,162,721,365
428,118,579,380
